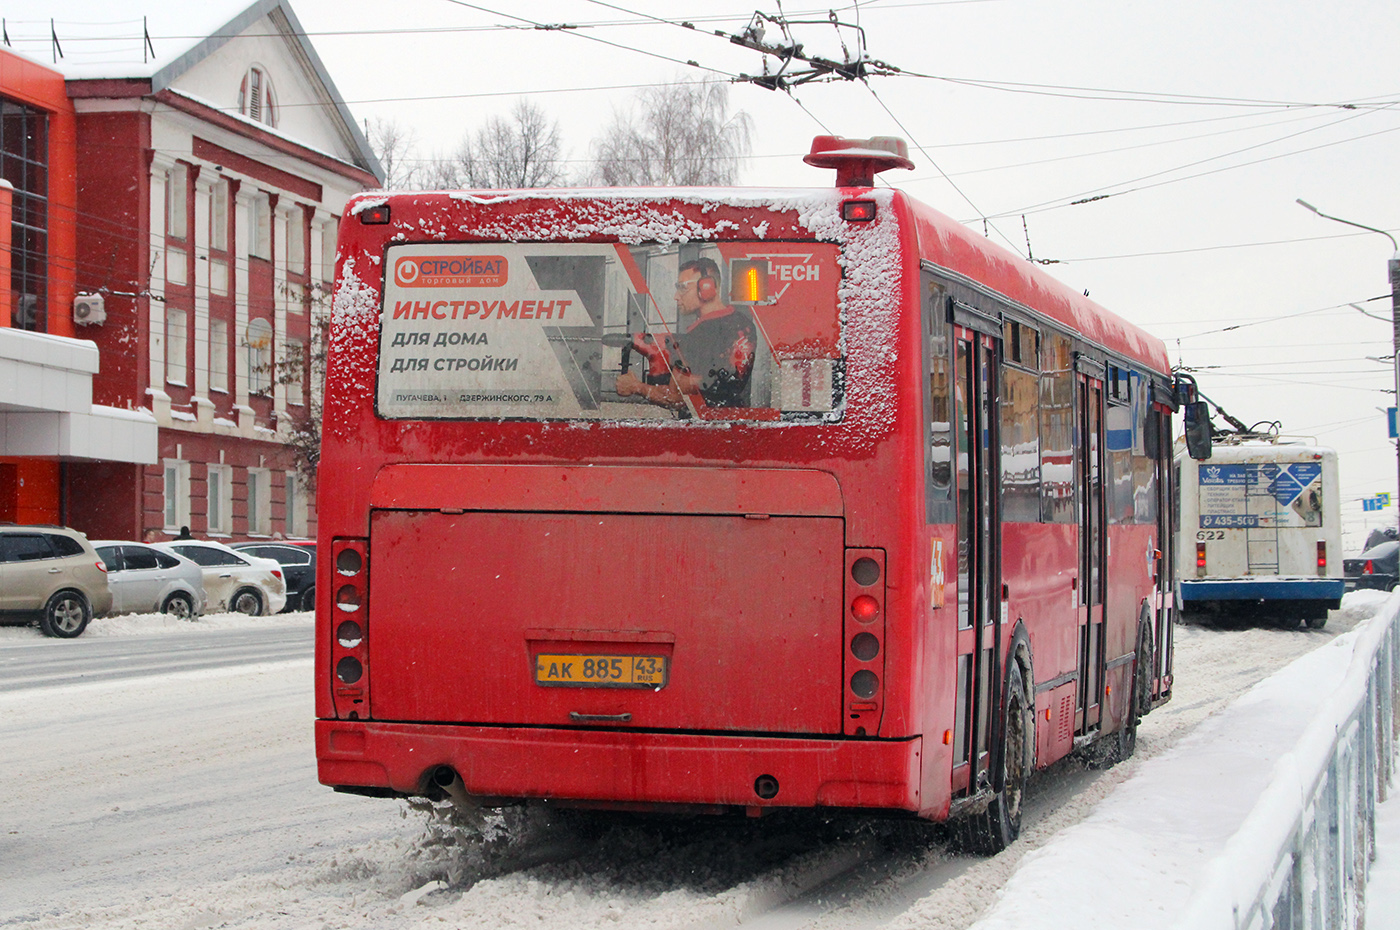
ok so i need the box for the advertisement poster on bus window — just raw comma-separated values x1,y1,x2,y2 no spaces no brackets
376,241,841,422
1196,462,1324,529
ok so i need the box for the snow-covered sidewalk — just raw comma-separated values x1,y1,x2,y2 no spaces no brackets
1367,775,1400,930
969,590,1399,929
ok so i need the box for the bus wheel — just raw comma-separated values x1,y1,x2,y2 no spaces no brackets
960,663,1030,854
1306,615,1328,630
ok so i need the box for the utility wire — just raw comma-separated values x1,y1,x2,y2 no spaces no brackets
440,0,736,78
982,105,1397,220
863,82,1024,256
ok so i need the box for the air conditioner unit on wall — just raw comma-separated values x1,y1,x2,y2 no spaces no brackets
73,293,106,326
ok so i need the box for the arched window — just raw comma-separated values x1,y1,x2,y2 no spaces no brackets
238,65,278,128
245,318,274,395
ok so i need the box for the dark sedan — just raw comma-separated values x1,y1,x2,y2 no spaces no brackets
1344,540,1399,592
232,542,316,612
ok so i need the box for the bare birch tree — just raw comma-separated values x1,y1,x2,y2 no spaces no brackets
428,100,567,189
365,117,420,188
589,80,753,186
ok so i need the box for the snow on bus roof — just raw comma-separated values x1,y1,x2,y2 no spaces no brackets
341,184,1167,427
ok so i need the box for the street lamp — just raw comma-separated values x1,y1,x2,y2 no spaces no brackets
1297,198,1400,532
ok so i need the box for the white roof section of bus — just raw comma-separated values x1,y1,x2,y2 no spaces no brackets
1194,441,1336,462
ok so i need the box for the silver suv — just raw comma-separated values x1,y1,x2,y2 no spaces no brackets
0,525,112,637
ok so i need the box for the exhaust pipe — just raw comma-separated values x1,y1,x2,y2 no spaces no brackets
430,765,477,807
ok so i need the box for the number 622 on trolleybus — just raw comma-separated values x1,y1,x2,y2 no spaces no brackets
315,135,1207,852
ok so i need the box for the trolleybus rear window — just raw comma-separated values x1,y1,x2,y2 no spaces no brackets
377,241,842,422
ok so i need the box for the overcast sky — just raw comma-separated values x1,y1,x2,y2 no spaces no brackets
20,0,1400,549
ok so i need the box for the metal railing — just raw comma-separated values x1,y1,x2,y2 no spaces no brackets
1175,604,1399,930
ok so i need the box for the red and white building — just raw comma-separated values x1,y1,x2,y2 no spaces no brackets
2,45,157,526
5,1,381,542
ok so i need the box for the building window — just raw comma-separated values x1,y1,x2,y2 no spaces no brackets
210,180,228,251
285,209,305,277
1,96,49,331
165,308,188,385
239,66,277,127
320,220,338,285
210,319,229,393
207,465,231,533
163,459,190,530
285,472,306,537
285,338,305,406
249,193,271,260
166,164,188,240
245,319,273,395
247,467,271,535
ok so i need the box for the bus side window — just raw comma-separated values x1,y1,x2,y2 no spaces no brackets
1039,330,1075,523
1000,337,1041,523
925,275,953,522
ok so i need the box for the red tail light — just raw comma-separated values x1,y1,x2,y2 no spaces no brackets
331,538,370,720
272,569,284,580
1364,560,1374,575
1196,542,1207,577
1316,541,1326,571
95,560,108,573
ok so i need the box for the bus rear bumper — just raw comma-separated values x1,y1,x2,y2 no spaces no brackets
317,720,923,813
1181,577,1346,603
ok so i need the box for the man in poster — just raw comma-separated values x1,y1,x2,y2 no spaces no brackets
615,257,756,412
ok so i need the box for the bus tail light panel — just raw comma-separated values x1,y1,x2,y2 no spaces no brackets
1196,542,1207,578
1317,540,1327,572
844,548,887,737
331,538,370,720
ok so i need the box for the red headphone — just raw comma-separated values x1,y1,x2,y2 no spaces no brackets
696,275,717,301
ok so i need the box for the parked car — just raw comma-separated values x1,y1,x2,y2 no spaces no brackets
1344,540,1399,592
0,524,112,637
232,542,316,612
153,540,287,615
92,541,207,619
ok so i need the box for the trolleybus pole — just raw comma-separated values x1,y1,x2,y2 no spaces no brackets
1296,199,1400,535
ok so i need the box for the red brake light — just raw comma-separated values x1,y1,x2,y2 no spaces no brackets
359,203,390,224
95,560,108,573
1365,560,1374,575
1316,541,1326,571
1196,542,1207,568
842,200,877,222
272,569,283,580
851,594,879,622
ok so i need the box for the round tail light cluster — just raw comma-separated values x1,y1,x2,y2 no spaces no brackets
844,551,886,736
331,540,369,717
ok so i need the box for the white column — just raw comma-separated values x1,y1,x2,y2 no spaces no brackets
147,155,175,425
233,190,255,436
272,205,290,423
192,176,213,421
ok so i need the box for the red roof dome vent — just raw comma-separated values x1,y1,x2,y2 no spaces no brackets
803,135,914,188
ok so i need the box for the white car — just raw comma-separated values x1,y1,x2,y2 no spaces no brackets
93,541,208,619
154,540,287,615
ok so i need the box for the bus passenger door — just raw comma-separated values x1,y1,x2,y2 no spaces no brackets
1076,373,1106,734
952,329,1001,795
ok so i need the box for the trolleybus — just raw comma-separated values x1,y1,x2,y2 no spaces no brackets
315,135,1195,851
1177,436,1343,627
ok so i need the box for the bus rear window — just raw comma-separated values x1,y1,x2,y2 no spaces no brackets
376,241,842,422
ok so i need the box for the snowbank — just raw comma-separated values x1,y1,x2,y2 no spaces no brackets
0,609,312,641
969,590,1400,930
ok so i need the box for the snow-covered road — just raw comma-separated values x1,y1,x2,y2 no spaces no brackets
0,595,1385,929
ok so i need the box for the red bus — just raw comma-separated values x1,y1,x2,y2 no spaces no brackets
315,136,1184,851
